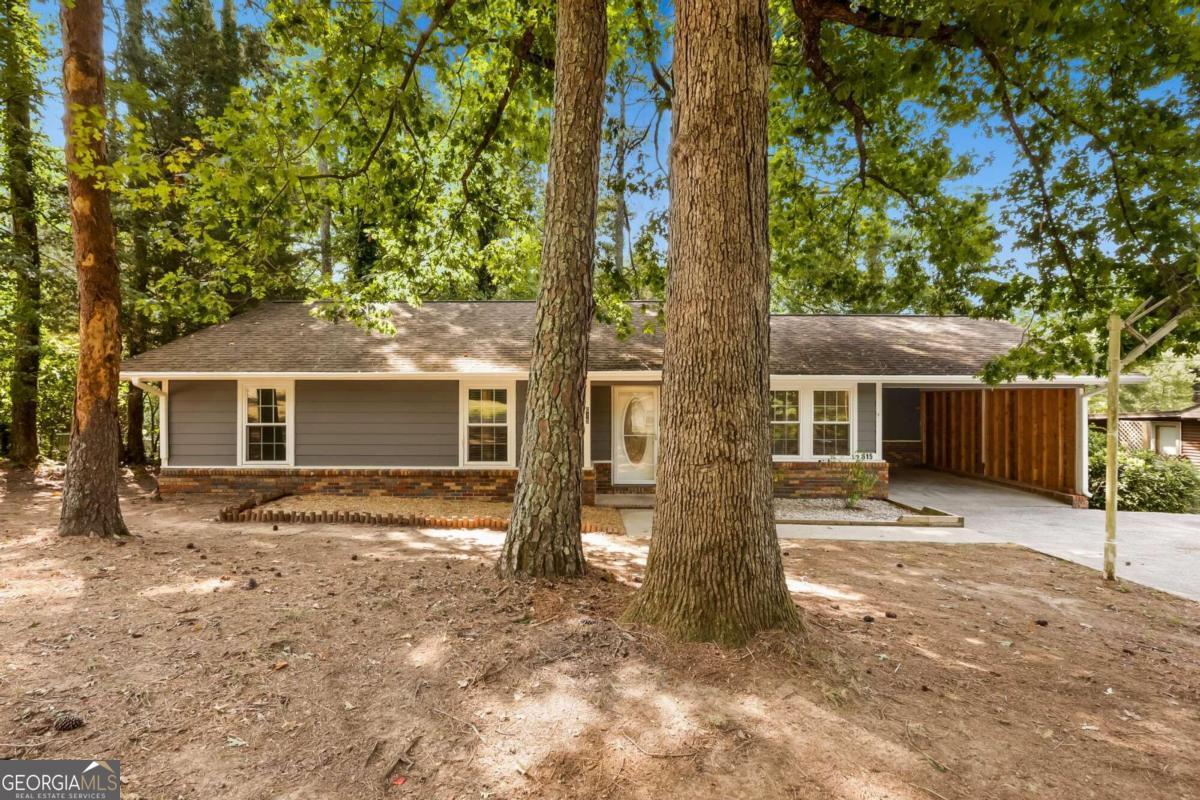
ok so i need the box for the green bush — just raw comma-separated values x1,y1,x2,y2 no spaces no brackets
1088,427,1200,513
843,454,880,509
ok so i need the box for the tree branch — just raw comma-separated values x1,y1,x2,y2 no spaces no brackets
632,0,673,102
798,12,869,186
299,0,457,182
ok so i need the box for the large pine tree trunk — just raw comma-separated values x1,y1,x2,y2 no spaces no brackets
498,0,606,578
624,0,799,644
58,0,128,537
3,0,42,468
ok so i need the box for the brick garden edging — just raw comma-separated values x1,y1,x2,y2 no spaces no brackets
217,495,619,534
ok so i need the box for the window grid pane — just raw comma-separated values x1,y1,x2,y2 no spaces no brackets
769,391,801,456
812,422,850,456
466,387,509,463
813,390,849,422
246,386,287,462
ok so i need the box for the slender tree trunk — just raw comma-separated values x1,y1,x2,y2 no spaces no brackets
58,0,128,537
122,231,148,465
119,0,148,466
499,0,606,578
612,83,627,277
624,0,799,644
125,384,146,463
3,0,42,467
318,157,332,277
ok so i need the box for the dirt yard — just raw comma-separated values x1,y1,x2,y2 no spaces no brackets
2,469,1199,799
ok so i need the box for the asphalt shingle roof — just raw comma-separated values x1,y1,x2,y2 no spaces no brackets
120,301,1026,377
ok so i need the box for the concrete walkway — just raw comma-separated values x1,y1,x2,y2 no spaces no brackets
618,469,1200,601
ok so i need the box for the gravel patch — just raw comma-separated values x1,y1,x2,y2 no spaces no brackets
774,498,905,522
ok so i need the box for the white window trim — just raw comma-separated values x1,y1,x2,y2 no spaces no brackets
237,379,295,466
1152,421,1183,457
768,388,803,459
770,380,858,461
459,379,517,467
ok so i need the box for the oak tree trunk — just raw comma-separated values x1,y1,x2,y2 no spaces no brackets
624,0,799,644
58,0,129,537
3,0,42,468
499,0,606,578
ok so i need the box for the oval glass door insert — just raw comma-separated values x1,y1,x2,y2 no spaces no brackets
623,397,649,464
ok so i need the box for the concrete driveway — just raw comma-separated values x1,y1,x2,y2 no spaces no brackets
888,468,1200,601
619,468,1200,601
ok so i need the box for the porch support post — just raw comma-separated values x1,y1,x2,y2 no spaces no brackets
1076,387,1090,497
159,379,169,467
875,382,883,458
583,377,592,468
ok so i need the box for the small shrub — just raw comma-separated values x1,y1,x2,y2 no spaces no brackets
843,455,880,509
1088,427,1200,513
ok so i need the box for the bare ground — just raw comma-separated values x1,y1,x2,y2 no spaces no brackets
1,469,1198,800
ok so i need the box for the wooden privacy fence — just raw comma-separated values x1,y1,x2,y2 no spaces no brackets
922,388,1078,496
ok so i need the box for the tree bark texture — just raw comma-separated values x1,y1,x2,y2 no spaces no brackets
58,0,129,537
3,0,42,467
623,0,800,644
499,0,606,578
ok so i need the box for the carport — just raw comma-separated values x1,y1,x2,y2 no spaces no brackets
880,384,1091,507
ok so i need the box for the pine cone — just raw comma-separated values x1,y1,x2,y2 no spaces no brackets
52,712,84,732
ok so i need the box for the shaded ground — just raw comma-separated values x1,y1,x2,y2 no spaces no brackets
2,469,1199,799
261,494,626,535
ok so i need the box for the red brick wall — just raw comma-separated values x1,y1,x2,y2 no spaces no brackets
593,461,655,494
592,459,889,499
160,467,598,506
883,440,923,466
772,460,889,499
160,462,879,504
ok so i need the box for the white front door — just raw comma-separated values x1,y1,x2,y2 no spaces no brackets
613,387,658,485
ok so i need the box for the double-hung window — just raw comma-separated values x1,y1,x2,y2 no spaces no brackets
466,387,510,464
770,390,801,456
243,384,290,464
812,389,851,456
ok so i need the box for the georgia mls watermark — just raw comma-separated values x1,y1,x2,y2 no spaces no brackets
0,760,119,800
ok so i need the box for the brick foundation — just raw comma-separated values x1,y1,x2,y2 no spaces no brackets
593,459,888,499
883,440,924,467
772,460,889,499
159,467,598,506
593,461,655,495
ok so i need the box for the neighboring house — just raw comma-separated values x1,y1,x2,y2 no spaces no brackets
1091,385,1200,467
121,302,1115,506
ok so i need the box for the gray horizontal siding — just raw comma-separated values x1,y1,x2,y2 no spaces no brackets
856,382,877,454
590,384,612,461
168,380,237,466
515,380,527,462
295,380,458,466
